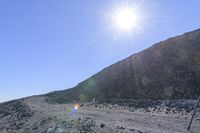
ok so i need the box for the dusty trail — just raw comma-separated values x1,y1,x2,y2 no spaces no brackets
0,96,200,133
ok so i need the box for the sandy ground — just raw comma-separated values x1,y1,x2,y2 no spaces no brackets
0,96,200,133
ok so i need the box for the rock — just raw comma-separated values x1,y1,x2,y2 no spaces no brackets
117,126,125,130
100,123,105,128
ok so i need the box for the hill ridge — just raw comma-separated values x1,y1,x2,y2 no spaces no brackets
46,29,200,103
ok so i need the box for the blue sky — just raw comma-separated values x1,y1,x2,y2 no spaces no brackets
0,0,200,102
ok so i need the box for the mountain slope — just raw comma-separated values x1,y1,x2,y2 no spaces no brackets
1,29,200,133
46,29,200,103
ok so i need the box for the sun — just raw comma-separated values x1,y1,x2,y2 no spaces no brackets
113,7,140,32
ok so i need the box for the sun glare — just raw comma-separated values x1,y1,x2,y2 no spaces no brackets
112,6,140,32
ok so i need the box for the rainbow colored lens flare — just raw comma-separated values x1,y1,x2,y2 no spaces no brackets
74,104,80,110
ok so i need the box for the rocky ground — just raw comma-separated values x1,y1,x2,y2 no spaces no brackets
0,96,200,133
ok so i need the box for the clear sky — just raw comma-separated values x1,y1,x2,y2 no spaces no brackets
0,0,200,102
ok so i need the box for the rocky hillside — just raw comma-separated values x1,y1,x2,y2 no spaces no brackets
46,29,200,103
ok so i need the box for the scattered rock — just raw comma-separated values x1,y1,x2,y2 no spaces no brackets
117,126,125,130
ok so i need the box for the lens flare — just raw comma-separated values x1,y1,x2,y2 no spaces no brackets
74,104,80,110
